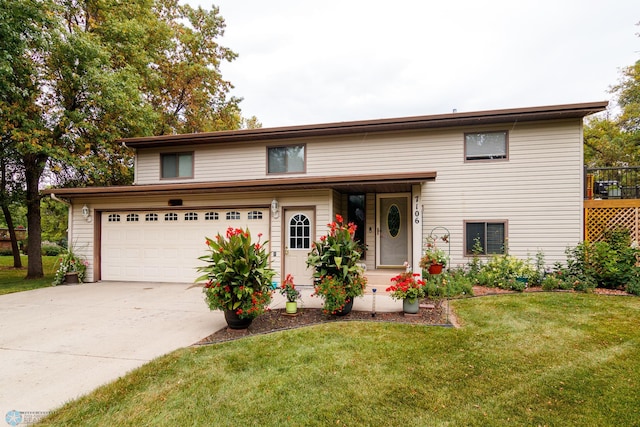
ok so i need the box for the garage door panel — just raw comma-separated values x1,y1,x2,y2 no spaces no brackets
102,208,269,283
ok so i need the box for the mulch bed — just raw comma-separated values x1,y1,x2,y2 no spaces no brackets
194,286,634,345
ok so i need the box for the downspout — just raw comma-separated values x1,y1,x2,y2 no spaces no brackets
50,193,73,247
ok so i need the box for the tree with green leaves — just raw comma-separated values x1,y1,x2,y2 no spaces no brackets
1,0,247,278
584,25,640,166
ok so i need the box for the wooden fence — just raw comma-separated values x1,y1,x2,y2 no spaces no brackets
584,200,640,243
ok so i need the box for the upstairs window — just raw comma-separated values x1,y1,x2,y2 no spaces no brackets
161,152,193,178
465,131,508,161
268,145,305,174
465,221,506,255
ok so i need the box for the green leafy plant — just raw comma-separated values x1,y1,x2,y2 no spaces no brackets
423,269,474,301
307,214,367,314
279,274,301,302
419,235,448,269
473,254,535,291
386,271,426,301
197,227,275,320
52,248,88,286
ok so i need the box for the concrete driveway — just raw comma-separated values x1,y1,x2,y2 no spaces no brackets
0,282,221,421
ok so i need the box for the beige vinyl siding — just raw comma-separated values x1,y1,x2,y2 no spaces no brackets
127,117,583,272
420,120,583,268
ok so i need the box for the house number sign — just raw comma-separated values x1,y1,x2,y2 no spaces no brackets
414,195,421,225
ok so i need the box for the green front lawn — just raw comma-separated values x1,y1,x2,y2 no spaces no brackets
0,255,57,295
41,293,640,426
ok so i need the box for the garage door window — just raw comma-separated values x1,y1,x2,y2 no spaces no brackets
248,211,263,220
226,211,241,220
145,213,158,222
126,214,139,222
205,212,219,220
108,214,120,222
165,213,178,221
185,212,198,221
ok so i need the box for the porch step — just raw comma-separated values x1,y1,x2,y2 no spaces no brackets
364,269,405,294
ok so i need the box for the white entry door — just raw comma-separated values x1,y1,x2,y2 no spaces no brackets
283,209,315,286
376,194,411,267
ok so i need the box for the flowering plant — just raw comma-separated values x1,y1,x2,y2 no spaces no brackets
279,274,301,302
197,227,275,320
52,248,88,285
419,235,448,269
307,214,367,314
313,274,367,315
386,271,426,301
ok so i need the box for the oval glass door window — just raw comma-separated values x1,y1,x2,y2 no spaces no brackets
387,204,401,237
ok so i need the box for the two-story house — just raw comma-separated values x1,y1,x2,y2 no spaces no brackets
46,101,607,287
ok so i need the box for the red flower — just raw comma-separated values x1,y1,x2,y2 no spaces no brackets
335,214,343,223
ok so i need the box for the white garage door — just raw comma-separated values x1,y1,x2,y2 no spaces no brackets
101,208,270,283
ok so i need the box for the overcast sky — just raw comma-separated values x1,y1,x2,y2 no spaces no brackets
188,0,639,128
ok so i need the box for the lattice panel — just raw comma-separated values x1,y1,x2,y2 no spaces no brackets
585,207,639,243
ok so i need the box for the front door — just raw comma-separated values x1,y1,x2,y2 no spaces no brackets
284,208,315,286
377,194,411,267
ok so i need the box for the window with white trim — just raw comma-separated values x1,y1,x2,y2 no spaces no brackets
126,213,139,222
289,213,311,249
226,211,240,220
465,221,506,255
165,212,178,221
465,131,508,161
248,211,263,220
267,145,305,173
205,212,219,220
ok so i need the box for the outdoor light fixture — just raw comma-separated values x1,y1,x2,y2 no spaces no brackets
81,204,91,222
271,198,280,219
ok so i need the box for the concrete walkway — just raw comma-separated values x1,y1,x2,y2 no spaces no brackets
0,282,402,420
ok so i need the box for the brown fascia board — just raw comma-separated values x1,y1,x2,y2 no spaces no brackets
43,171,438,198
121,101,609,149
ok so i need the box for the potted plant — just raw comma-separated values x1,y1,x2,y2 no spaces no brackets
279,274,301,314
307,214,367,315
197,227,275,329
53,248,88,285
386,270,426,314
419,235,448,274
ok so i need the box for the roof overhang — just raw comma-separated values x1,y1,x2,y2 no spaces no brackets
43,171,437,199
122,101,608,149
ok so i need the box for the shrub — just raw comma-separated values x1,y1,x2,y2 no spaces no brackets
423,269,474,300
473,254,535,291
0,248,14,256
41,243,63,256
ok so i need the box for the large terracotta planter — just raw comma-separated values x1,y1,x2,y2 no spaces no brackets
224,310,253,329
428,263,444,275
334,298,354,316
